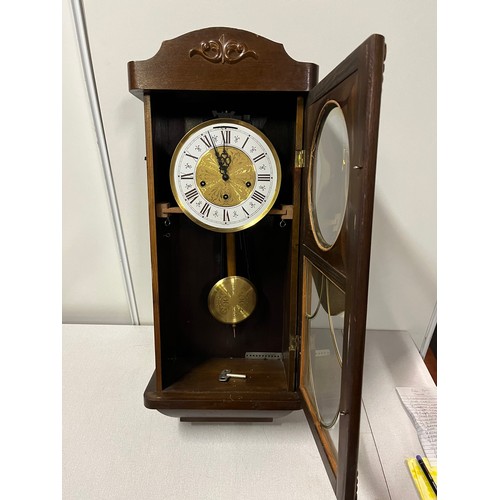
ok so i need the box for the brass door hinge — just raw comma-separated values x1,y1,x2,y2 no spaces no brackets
295,150,305,169
290,335,300,352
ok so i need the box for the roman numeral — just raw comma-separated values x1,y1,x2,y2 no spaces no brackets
253,153,266,162
257,174,271,182
185,188,198,203
180,173,194,180
200,134,212,148
185,153,198,160
242,137,249,148
200,202,211,217
251,191,266,204
242,206,249,217
223,209,230,222
221,130,231,144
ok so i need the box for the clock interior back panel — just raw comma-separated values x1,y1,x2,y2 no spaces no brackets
151,91,297,204
150,91,300,395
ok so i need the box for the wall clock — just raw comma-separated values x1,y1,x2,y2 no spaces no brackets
128,27,385,500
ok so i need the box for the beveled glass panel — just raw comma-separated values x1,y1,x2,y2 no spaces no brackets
310,102,350,250
303,260,345,447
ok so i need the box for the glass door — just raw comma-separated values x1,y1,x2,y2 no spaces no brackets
298,34,385,500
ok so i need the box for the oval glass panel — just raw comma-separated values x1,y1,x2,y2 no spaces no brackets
310,102,350,249
304,260,345,434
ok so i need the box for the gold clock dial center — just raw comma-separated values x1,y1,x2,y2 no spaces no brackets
196,147,256,207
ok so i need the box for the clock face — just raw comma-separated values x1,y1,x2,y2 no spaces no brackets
170,118,281,232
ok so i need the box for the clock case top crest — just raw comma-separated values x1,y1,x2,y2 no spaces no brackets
128,27,384,499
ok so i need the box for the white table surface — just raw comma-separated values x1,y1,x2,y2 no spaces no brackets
62,325,435,499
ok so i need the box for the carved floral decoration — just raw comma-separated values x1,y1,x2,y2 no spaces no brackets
189,34,258,64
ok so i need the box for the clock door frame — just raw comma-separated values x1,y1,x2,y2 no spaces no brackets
297,34,385,499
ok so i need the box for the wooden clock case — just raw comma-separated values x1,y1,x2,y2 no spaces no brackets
128,27,384,498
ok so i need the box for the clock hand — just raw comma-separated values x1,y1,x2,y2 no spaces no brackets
220,134,232,171
209,133,230,181
219,146,231,181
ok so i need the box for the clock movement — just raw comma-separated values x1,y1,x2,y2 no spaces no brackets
128,27,385,499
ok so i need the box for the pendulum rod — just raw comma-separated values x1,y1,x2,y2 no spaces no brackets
226,233,237,277
226,233,237,337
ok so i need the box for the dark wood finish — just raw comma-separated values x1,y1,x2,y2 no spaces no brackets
144,358,301,411
298,35,385,500
424,348,437,385
284,96,306,391
128,27,318,97
144,95,163,391
165,358,289,394
302,388,338,491
180,417,274,423
424,328,437,384
130,29,317,407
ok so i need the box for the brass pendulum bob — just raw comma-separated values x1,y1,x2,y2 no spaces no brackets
208,233,257,337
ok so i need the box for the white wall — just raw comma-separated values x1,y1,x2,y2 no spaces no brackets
63,0,132,324
62,0,436,350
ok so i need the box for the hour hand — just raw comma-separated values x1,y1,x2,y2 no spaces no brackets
220,147,231,172
219,154,230,181
219,137,232,180
220,169,229,181
209,134,229,180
